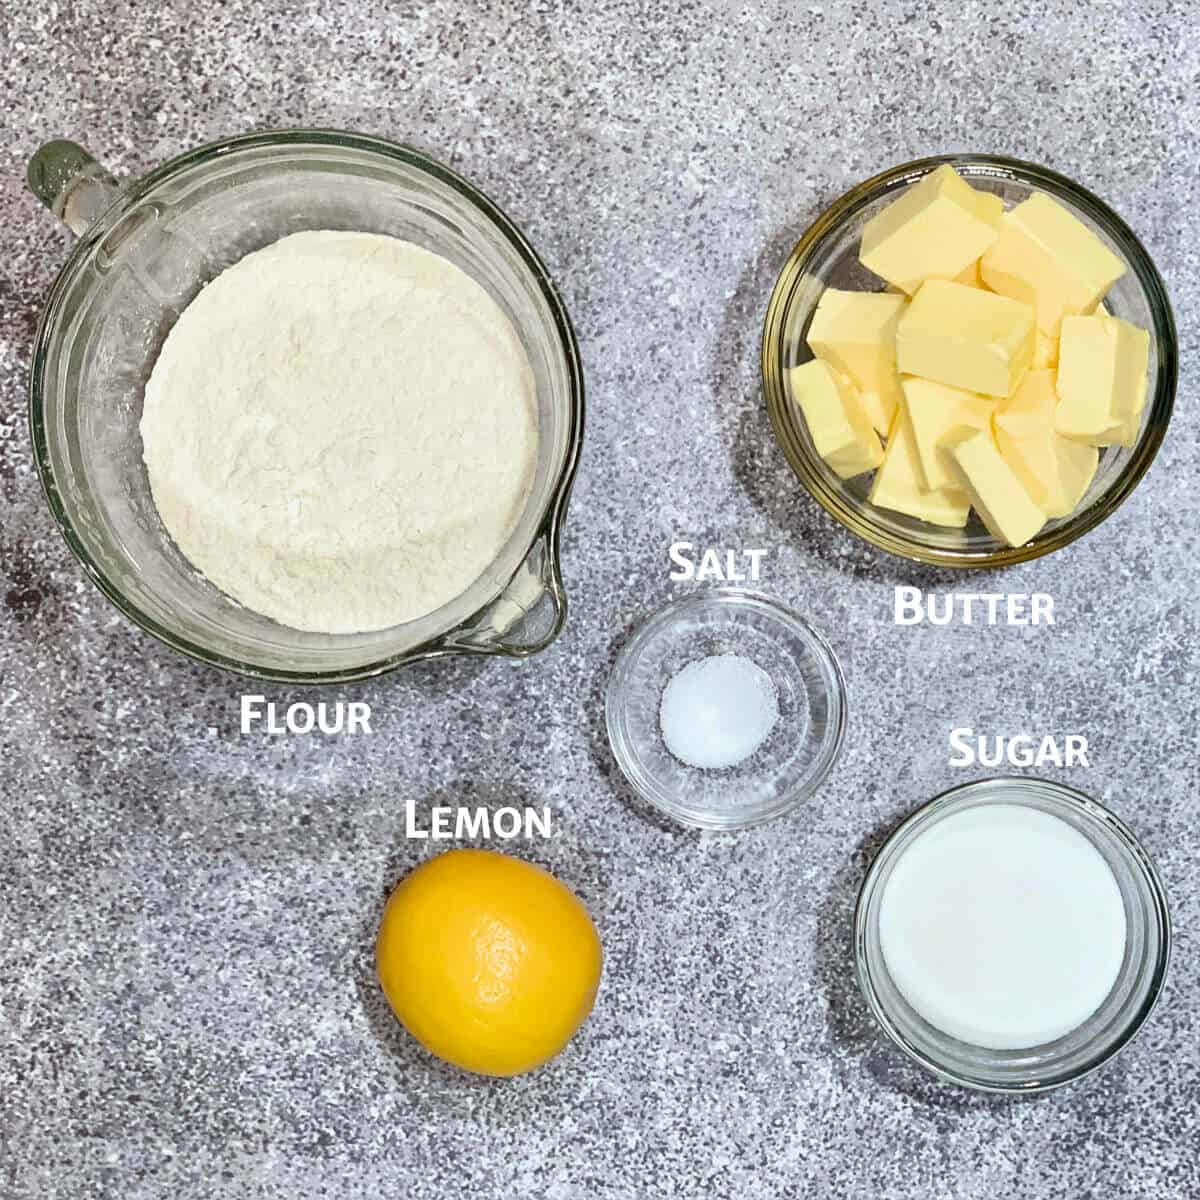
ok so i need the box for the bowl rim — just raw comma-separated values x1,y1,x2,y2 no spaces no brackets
761,152,1178,568
27,127,585,683
604,587,848,831
853,775,1173,1093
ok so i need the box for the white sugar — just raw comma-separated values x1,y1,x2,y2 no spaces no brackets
878,803,1127,1049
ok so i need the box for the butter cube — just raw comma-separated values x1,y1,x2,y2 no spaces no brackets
789,359,884,479
895,280,1036,399
860,165,1002,294
1036,302,1101,366
869,410,971,528
806,288,906,434
954,258,985,288
901,377,996,491
980,193,1126,335
947,205,1001,291
1056,312,1150,447
977,192,1005,225
941,426,1046,547
994,370,1099,518
852,389,897,436
1034,328,1059,369
913,204,1002,293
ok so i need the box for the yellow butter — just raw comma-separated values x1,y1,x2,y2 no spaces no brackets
860,165,1003,294
941,426,1047,547
789,359,884,479
852,389,897,435
992,369,1061,440
1034,328,1059,368
994,370,1099,518
806,288,905,434
901,376,996,491
953,258,985,288
980,193,1125,335
1035,303,1100,367
895,279,1035,399
910,202,1001,292
1055,312,1150,447
869,410,971,528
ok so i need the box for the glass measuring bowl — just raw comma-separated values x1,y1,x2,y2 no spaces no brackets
762,154,1177,568
26,130,584,682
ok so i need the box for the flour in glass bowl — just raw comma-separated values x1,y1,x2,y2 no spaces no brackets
139,231,538,634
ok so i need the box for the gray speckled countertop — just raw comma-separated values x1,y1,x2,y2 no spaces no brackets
2,2,1198,1197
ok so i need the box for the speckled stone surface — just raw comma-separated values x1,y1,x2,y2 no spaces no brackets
2,2,1198,1197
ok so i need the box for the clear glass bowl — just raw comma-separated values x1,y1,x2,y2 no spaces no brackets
26,131,584,681
605,590,847,831
762,154,1177,568
854,778,1171,1093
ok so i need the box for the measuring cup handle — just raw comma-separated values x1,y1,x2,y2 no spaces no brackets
27,140,121,237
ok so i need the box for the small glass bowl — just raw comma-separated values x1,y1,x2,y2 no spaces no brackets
605,590,847,831
762,154,1177,568
854,778,1171,1093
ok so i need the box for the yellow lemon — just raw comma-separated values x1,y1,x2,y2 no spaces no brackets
376,848,602,1076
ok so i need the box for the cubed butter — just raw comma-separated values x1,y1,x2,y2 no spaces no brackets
1036,304,1100,369
895,279,1036,398
788,359,884,479
1055,312,1150,447
901,377,996,491
994,369,1099,518
977,192,1005,225
869,410,971,528
941,426,1046,547
953,258,985,288
980,193,1126,335
860,165,1002,294
852,389,897,435
1034,328,1059,369
806,288,906,434
909,199,1002,292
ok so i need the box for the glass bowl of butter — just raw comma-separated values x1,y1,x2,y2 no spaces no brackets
762,154,1177,568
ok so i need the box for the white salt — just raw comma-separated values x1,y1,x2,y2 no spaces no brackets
659,654,779,770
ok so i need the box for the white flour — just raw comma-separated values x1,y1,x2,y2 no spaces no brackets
140,231,538,634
